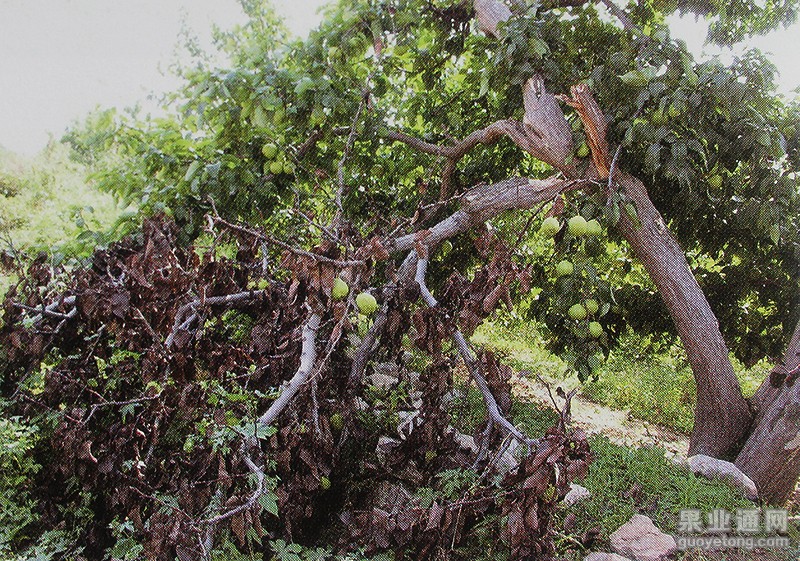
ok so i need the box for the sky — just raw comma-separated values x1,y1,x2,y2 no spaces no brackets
0,0,798,156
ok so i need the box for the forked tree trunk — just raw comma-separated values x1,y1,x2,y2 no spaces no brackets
613,173,753,460
735,319,800,504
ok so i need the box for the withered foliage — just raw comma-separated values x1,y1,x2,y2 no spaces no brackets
1,217,591,560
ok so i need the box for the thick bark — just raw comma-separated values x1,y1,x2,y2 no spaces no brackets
614,173,753,460
735,318,800,504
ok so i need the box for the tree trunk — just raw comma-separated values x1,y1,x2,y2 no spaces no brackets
734,318,800,504
614,173,753,460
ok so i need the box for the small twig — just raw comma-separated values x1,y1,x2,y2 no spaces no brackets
202,443,266,526
208,214,366,269
335,86,370,216
83,394,161,424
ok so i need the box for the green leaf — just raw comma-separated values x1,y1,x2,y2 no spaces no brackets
259,491,279,516
623,202,641,229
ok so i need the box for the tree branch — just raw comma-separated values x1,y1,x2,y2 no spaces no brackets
257,311,322,426
415,255,537,448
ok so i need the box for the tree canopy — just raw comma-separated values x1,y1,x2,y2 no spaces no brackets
64,0,800,371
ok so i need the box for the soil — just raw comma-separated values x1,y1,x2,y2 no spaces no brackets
510,371,690,462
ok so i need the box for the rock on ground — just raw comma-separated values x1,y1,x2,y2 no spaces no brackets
610,514,677,561
584,553,634,561
564,483,591,505
687,454,759,500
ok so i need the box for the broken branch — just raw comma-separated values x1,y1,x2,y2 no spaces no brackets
258,311,322,426
415,255,537,448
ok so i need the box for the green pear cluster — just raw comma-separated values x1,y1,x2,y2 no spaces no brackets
262,142,295,176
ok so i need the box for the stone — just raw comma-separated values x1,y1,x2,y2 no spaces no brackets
375,436,400,465
495,439,522,474
564,483,591,505
396,410,420,439
451,430,479,455
367,371,399,391
610,514,677,561
584,553,634,561
688,454,759,500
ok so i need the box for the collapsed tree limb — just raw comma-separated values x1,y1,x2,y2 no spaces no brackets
415,254,537,447
350,175,573,388
258,311,322,426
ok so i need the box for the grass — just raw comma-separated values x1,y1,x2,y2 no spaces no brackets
473,317,772,435
447,382,793,558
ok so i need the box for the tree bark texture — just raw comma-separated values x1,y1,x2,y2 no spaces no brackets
735,318,800,504
613,173,752,460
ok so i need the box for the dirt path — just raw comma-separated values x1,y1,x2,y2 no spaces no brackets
510,371,690,462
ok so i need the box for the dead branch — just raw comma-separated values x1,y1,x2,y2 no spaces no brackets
165,289,269,348
415,255,537,448
83,394,161,424
257,311,322,426
349,251,418,389
557,83,611,178
14,294,77,324
350,175,572,387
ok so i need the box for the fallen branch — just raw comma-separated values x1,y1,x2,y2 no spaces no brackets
350,176,572,387
415,254,537,448
14,295,77,324
258,311,322,426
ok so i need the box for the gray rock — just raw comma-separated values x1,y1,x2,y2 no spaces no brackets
376,436,400,465
397,410,420,439
610,514,677,561
688,454,759,500
368,371,399,391
451,430,479,455
374,361,401,378
584,553,634,561
405,369,421,386
564,483,591,506
495,439,522,474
